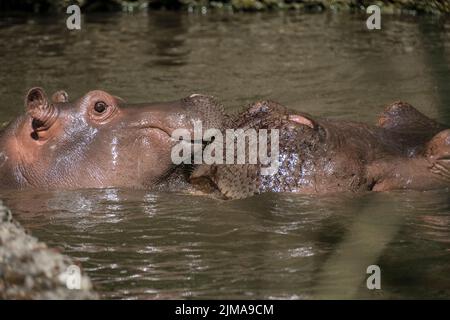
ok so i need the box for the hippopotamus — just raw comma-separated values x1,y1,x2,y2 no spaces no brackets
190,100,450,199
1,88,449,200
0,87,224,190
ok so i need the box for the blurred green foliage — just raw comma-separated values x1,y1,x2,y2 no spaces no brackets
1,0,449,14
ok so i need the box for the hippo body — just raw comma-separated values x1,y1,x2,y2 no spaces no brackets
191,101,450,199
0,88,224,190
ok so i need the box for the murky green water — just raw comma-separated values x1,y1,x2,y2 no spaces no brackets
0,11,449,299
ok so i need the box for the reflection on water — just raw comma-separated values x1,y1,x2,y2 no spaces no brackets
0,189,449,299
0,11,449,299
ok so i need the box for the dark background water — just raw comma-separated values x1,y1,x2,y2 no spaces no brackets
0,11,449,299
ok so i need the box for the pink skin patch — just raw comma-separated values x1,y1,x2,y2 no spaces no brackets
288,115,315,129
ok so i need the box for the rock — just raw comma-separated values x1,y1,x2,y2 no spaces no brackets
0,201,97,299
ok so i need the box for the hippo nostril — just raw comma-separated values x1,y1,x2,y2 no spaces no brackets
30,132,39,141
32,119,44,131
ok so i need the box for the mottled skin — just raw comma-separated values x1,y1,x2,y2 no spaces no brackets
191,101,450,199
0,88,224,190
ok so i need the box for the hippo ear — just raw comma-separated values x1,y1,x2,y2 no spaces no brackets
25,87,58,132
288,113,317,130
51,90,69,103
25,87,48,111
377,101,446,133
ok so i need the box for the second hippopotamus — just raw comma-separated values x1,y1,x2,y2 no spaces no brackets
190,100,450,199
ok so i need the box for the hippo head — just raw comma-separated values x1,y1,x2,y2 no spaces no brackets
0,88,224,189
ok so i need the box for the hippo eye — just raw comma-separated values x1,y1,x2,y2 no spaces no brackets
94,101,107,114
89,97,117,124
